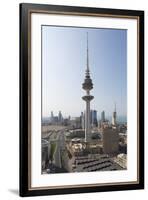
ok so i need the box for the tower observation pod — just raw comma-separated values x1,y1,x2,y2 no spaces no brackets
82,33,94,143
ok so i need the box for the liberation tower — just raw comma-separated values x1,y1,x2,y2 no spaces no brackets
82,33,94,142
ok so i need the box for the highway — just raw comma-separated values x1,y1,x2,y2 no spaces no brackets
53,131,66,168
41,125,67,172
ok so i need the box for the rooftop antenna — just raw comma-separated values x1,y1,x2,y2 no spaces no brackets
86,32,89,74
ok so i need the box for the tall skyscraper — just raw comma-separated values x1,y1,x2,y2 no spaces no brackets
50,111,54,123
101,110,105,122
58,111,63,123
91,110,98,127
112,103,117,125
82,33,94,142
80,112,85,129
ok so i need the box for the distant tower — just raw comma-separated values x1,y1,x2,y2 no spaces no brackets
91,110,98,127
112,103,117,125
58,111,63,123
50,111,54,123
101,110,105,122
82,33,94,142
80,112,85,129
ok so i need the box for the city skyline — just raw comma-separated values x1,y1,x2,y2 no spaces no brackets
42,26,127,118
43,110,127,124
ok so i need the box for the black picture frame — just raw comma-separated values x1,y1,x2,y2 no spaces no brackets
20,3,144,197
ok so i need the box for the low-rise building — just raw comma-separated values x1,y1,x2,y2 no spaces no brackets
113,153,127,169
71,154,123,172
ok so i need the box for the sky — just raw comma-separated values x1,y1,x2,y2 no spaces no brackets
42,25,127,119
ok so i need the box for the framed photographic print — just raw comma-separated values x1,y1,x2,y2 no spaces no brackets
20,3,144,197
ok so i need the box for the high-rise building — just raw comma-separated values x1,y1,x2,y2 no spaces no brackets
112,103,117,125
103,128,119,155
82,33,94,142
58,111,63,123
90,110,98,127
101,110,105,122
75,117,81,129
80,112,85,129
50,111,54,123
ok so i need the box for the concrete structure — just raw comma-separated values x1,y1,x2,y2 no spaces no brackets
82,33,94,142
103,128,119,155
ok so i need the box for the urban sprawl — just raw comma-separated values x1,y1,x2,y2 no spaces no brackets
42,34,127,174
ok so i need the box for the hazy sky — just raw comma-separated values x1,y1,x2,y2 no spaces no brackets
42,25,127,118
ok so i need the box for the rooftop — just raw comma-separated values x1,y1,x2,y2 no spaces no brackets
72,154,123,172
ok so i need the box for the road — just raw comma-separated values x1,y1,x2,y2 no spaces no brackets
41,124,67,170
53,131,66,168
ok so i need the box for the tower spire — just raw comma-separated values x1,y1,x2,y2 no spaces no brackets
86,32,89,73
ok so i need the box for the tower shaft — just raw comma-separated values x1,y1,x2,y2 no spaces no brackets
82,33,94,143
85,100,90,142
